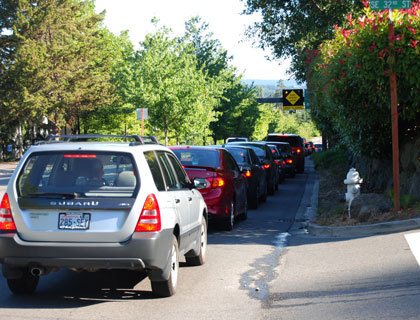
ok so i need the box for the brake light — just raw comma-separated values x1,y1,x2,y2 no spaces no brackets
211,177,225,188
243,170,252,178
0,193,16,231
63,154,96,158
286,159,293,164
274,159,281,165
292,147,303,155
135,194,161,232
263,164,270,170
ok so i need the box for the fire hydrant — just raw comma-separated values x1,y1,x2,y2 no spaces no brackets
344,168,363,218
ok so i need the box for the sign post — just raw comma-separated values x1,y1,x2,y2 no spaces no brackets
370,1,411,211
136,108,148,136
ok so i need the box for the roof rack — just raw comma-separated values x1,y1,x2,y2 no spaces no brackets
35,134,160,145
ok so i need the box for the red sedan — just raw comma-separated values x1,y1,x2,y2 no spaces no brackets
170,146,248,231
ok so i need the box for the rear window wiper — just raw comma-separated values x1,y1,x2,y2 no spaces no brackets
26,192,80,199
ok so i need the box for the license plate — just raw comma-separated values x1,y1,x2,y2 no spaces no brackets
58,212,90,230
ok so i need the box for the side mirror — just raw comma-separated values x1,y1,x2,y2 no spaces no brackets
193,177,209,190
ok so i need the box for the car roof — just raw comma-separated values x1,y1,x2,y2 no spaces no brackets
267,133,300,136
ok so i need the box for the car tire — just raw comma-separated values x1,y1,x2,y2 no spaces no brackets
260,183,267,203
239,198,248,220
224,201,235,231
249,185,259,209
268,178,275,195
185,218,207,266
151,235,179,297
7,270,39,295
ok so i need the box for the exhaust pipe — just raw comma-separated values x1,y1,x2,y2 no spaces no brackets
30,267,45,277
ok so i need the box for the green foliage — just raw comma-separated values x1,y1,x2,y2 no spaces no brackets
243,0,363,82
1,0,116,134
386,188,420,209
313,146,348,170
184,17,260,143
133,21,220,145
309,4,420,158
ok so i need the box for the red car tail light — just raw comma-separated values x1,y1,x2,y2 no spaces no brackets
210,177,225,188
274,159,281,165
262,164,270,170
286,158,293,164
135,194,161,232
0,193,16,231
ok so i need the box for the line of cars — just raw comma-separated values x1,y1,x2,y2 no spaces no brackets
0,133,309,298
169,133,306,231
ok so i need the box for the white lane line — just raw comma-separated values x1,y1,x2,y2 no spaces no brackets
405,231,420,267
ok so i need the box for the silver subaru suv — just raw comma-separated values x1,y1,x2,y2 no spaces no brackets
0,135,208,297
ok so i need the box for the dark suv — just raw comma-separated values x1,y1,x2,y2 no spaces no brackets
265,133,305,173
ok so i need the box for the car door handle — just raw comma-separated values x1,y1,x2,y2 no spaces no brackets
188,197,192,202
175,199,180,204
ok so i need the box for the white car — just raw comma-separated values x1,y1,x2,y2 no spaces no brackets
0,135,208,297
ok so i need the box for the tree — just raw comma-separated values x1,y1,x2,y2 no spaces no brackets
3,0,116,135
134,22,218,145
308,3,419,158
184,17,260,143
242,0,363,81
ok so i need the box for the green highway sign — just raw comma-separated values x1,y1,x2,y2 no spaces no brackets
370,0,412,10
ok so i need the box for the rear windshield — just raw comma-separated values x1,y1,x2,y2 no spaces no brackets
172,149,219,168
272,143,292,153
17,152,138,198
266,135,302,147
236,144,266,158
225,148,248,164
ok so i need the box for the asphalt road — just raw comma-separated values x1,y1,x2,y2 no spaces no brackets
0,160,307,320
1,160,419,320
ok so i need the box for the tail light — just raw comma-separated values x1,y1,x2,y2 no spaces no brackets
262,164,270,170
210,177,225,188
292,147,303,155
286,159,293,164
135,194,161,232
242,170,252,178
0,193,16,231
274,159,281,165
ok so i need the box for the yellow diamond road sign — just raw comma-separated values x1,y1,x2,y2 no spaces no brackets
286,90,300,105
282,89,304,111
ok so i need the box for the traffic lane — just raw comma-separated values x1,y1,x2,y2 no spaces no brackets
264,230,420,320
0,173,308,320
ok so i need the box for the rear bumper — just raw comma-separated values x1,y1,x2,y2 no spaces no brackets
0,229,173,275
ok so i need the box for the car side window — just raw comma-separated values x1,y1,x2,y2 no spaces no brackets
166,153,191,188
225,151,239,172
156,151,179,190
249,150,260,165
144,151,165,191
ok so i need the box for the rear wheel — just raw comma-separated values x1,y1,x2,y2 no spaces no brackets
151,235,179,297
7,270,39,295
185,219,207,266
268,177,275,195
224,201,235,231
239,198,248,220
260,182,267,203
249,185,259,209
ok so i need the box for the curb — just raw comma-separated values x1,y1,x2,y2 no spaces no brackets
291,158,420,238
307,218,420,237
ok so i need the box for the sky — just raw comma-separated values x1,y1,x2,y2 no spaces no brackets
94,0,291,81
